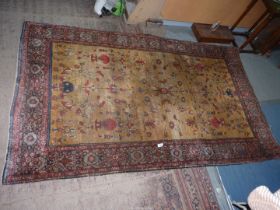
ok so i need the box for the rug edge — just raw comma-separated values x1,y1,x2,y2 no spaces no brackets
2,21,28,185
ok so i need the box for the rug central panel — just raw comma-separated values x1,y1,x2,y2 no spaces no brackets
50,42,253,145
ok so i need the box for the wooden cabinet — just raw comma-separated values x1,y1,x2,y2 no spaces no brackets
253,17,280,54
126,0,266,27
161,0,266,27
232,0,280,53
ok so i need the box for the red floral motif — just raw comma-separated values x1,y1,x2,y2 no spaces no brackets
160,88,169,94
135,59,145,65
95,119,118,131
102,119,117,131
186,119,195,127
210,117,224,128
99,54,110,64
155,86,173,96
144,120,156,128
173,62,181,70
194,63,205,71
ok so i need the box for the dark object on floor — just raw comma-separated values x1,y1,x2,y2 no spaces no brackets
191,23,236,46
101,7,112,16
145,18,163,27
232,201,251,210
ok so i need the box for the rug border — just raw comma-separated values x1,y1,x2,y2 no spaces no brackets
2,22,28,185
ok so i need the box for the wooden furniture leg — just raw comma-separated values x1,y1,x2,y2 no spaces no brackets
240,13,273,49
233,10,268,37
230,0,258,31
248,10,268,33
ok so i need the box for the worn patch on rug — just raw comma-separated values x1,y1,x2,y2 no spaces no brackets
3,22,280,184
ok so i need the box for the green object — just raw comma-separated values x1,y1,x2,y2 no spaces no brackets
112,0,125,16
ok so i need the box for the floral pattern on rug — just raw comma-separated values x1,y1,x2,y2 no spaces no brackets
50,42,253,145
2,22,280,184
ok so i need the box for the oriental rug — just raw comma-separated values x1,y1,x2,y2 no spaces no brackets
3,22,280,184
